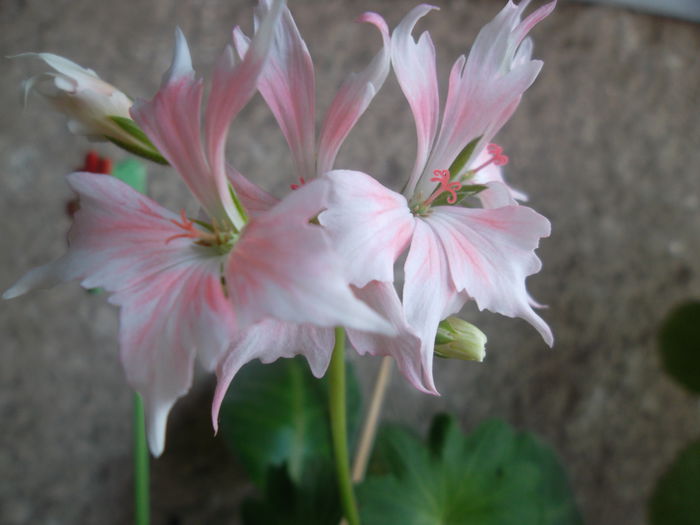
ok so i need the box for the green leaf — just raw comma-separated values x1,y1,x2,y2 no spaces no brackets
112,159,148,194
219,356,361,489
357,415,582,525
649,439,700,525
658,301,700,394
241,462,342,525
448,136,482,177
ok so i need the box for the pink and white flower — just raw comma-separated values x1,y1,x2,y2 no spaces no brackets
318,0,556,394
4,1,392,456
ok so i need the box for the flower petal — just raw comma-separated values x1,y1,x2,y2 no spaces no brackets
415,0,554,199
233,0,316,181
468,149,528,208
130,29,227,223
317,12,391,175
319,170,415,287
390,4,440,197
226,177,394,335
347,281,437,395
4,173,235,455
403,219,468,394
211,320,334,430
425,205,553,345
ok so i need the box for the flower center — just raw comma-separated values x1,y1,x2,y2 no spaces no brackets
166,209,237,254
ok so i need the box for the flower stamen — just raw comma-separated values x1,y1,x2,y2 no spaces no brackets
290,177,306,190
471,143,509,174
423,169,462,207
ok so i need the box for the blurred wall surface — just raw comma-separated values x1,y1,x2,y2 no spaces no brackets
1,0,699,524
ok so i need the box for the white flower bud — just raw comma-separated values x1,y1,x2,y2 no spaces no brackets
434,317,487,362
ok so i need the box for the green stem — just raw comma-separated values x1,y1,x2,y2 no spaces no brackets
133,394,150,525
329,327,361,525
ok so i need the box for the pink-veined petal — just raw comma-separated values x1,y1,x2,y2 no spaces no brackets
416,1,554,199
227,165,279,218
205,0,284,227
391,4,440,197
347,281,437,395
318,170,415,287
211,321,334,430
403,220,467,393
226,177,394,335
233,0,316,181
130,29,228,223
425,204,553,345
317,12,391,175
4,173,235,456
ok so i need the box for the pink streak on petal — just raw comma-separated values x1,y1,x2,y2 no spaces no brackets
234,1,316,181
347,281,438,395
318,170,415,287
211,321,334,431
5,173,235,455
403,220,467,393
317,12,391,175
226,177,394,335
205,0,283,226
391,4,440,197
130,29,228,223
426,205,553,346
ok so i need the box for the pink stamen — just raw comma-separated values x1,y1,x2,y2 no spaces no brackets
424,169,462,206
472,143,509,173
166,209,200,244
290,177,306,190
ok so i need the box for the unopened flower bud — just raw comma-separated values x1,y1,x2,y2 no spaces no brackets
434,317,487,362
17,53,166,164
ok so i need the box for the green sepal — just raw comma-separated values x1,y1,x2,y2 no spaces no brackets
429,183,488,208
107,136,168,165
108,116,158,150
448,135,482,177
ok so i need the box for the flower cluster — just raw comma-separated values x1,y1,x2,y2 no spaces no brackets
5,0,555,455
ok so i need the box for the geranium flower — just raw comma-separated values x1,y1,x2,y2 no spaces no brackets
209,0,395,426
4,1,392,456
317,0,556,394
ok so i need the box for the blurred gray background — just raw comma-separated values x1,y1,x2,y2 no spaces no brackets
1,0,699,523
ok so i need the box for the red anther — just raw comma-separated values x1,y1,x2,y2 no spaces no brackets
429,169,462,205
290,177,306,190
473,143,509,172
486,144,502,156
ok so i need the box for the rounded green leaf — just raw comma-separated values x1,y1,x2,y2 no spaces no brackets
358,415,582,525
650,439,700,525
658,301,700,394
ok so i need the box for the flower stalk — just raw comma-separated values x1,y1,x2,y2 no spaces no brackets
329,327,361,525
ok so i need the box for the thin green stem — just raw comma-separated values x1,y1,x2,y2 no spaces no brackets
133,394,150,525
329,327,361,525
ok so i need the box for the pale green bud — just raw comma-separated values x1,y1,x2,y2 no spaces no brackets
434,317,487,362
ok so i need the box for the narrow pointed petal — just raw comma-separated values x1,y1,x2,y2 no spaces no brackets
130,29,227,223
347,281,437,395
317,12,391,175
205,0,284,227
425,205,553,345
233,0,316,180
390,4,440,197
319,170,415,287
227,165,279,218
416,1,554,198
5,173,235,455
211,321,334,430
403,220,468,392
226,177,394,335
